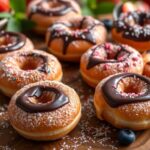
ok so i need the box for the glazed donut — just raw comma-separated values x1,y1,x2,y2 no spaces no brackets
27,0,81,35
8,81,81,140
142,50,150,77
0,50,62,97
0,31,34,60
94,73,150,130
112,11,150,53
46,16,107,62
80,42,143,87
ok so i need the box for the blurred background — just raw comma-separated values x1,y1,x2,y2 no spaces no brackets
0,0,149,32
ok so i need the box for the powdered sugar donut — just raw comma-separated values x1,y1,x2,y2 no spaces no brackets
0,50,62,97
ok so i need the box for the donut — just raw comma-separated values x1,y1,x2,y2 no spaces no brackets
80,42,144,87
142,50,150,77
46,16,107,62
112,11,150,53
8,81,81,141
0,50,62,97
94,73,150,130
27,0,81,35
0,31,34,60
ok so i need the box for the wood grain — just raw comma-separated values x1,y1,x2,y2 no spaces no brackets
0,35,149,150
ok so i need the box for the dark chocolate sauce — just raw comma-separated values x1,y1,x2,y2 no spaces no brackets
48,17,103,54
146,50,150,53
0,31,26,54
87,44,131,69
29,0,78,19
146,62,150,65
101,73,150,107
20,53,50,74
113,11,150,41
16,85,69,113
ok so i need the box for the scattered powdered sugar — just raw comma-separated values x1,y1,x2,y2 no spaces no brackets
56,93,118,150
0,145,14,150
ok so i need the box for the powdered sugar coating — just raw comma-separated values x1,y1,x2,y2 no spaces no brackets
0,50,62,95
82,43,143,74
8,81,81,132
114,11,150,41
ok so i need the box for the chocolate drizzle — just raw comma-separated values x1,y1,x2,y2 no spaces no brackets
29,0,78,19
146,50,150,53
0,31,26,53
16,85,69,113
101,73,150,107
113,11,150,41
20,53,50,74
48,17,102,54
87,44,131,69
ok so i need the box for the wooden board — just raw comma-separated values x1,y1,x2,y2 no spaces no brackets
0,35,149,150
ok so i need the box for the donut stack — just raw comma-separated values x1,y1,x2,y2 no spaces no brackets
0,0,149,144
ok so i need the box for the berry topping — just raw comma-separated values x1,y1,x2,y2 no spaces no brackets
117,129,136,145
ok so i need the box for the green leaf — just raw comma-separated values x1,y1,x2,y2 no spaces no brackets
6,17,22,32
87,0,97,10
20,19,36,31
15,12,26,19
82,7,94,16
10,0,26,13
0,13,12,19
93,2,115,15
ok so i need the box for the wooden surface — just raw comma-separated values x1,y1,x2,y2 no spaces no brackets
0,35,149,150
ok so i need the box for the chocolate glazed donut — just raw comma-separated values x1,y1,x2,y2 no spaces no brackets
8,81,81,140
27,0,81,35
102,73,150,107
0,31,34,60
112,11,150,53
0,31,26,53
46,16,107,61
94,73,150,130
48,17,102,55
28,0,78,19
80,42,143,87
87,45,130,69
16,86,69,113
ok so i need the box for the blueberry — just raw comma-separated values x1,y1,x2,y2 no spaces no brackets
117,129,136,145
101,19,113,31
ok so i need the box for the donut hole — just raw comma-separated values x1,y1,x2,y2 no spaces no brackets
117,77,148,96
92,44,129,61
19,55,44,71
29,91,56,104
0,34,16,47
41,1,64,11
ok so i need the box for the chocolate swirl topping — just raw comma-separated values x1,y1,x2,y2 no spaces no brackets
87,44,131,69
29,0,78,19
0,31,26,53
48,17,103,54
16,86,69,113
20,53,50,74
113,11,150,41
101,73,150,107
146,49,150,53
